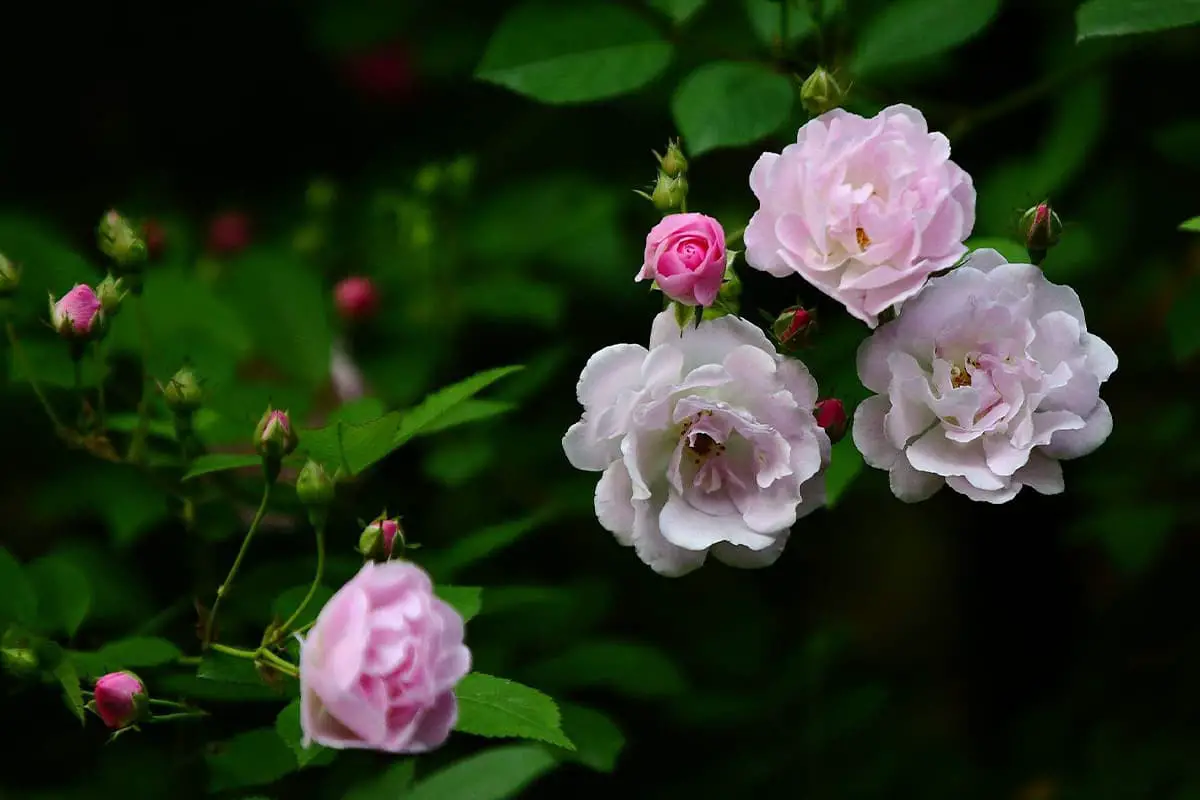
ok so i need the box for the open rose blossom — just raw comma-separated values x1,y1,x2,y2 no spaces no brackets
300,560,470,753
563,310,830,576
637,213,726,307
852,249,1117,504
744,104,975,327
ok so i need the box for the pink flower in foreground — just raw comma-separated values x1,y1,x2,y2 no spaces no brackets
745,104,975,327
853,249,1117,504
300,560,470,753
49,284,103,337
334,276,379,322
93,671,145,729
637,213,727,307
563,310,830,576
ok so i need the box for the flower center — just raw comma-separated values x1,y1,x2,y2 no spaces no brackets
855,227,871,250
679,411,726,466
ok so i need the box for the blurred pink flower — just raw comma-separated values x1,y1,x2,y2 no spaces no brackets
207,210,251,256
334,276,379,322
300,560,470,753
330,338,366,402
638,213,727,307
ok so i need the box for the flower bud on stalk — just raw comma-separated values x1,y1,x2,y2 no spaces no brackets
1020,201,1062,266
800,66,845,117
814,398,848,444
655,138,688,178
254,407,298,483
772,305,816,353
97,211,147,293
650,172,688,213
358,513,403,562
96,274,127,319
296,459,336,529
160,365,203,454
49,284,104,359
89,671,148,730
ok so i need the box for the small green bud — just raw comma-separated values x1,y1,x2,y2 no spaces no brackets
0,254,20,298
650,172,688,213
97,210,148,270
254,407,298,463
96,274,127,318
800,67,844,117
1020,201,1063,266
296,459,336,513
656,138,688,178
161,366,203,414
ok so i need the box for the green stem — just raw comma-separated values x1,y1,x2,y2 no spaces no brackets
94,340,107,432
271,520,326,644
726,226,746,247
204,481,273,648
147,711,208,723
73,356,85,429
127,295,152,463
293,620,316,637
210,642,258,660
210,642,299,678
6,321,67,435
259,649,299,677
147,698,193,710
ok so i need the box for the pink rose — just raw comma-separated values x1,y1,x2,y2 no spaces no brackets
93,671,145,729
49,284,103,337
745,104,975,327
300,560,471,753
637,213,726,307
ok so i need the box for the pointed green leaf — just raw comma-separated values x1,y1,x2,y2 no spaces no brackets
435,586,483,622
302,411,403,475
557,703,624,772
422,512,554,581
526,640,687,698
26,556,91,637
414,399,516,438
394,366,524,447
852,0,1000,75
0,547,37,627
476,4,673,103
1180,216,1200,232
648,0,706,24
207,727,299,792
1077,0,1200,40
454,673,573,749
71,636,183,678
744,0,815,46
672,61,794,156
405,744,559,800
54,659,85,724
275,699,335,768
182,453,262,481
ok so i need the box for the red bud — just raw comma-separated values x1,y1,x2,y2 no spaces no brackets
334,276,380,322
814,398,847,444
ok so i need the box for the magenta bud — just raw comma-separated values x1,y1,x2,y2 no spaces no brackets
92,671,146,729
359,514,403,562
334,276,380,322
814,398,847,444
254,407,298,462
772,305,815,352
48,284,103,341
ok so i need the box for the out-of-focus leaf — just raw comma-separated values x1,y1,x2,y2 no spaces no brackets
0,547,37,627
301,411,403,475
556,703,625,772
31,463,173,548
155,674,285,702
1180,217,1200,232
745,0,815,46
422,512,554,581
71,637,183,678
270,584,335,632
343,760,416,800
26,556,91,637
404,744,559,800
1153,119,1200,168
207,728,299,792
415,399,515,437
424,438,498,488
649,0,706,24
525,640,687,698
51,542,154,628
461,278,565,328
182,453,262,480
455,673,574,749
54,659,85,724
197,650,272,686
0,215,97,325
307,0,415,52
394,366,524,447
1076,0,1200,39
275,700,335,768
435,586,483,621
476,4,673,103
1071,505,1177,573
1168,276,1200,362
824,436,864,509
852,0,1000,75
672,61,794,156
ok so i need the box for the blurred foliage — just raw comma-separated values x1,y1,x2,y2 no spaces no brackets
0,0,1199,798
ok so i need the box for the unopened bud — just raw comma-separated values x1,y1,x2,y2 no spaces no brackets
208,211,252,256
1,645,38,677
162,365,203,414
141,219,167,261
90,671,147,730
358,513,403,562
1020,202,1062,265
0,254,20,298
655,138,688,178
97,210,148,270
772,305,815,352
800,67,844,117
254,407,298,465
296,459,335,528
649,172,688,213
96,274,127,318
814,398,847,444
48,284,104,344
334,276,379,322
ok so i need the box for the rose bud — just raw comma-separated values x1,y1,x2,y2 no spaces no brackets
814,398,847,444
772,305,815,352
254,407,298,462
161,365,203,414
91,671,146,729
334,276,379,322
207,210,252,256
800,66,844,117
141,218,167,261
1020,201,1062,266
48,284,103,342
97,210,148,270
637,213,726,307
95,274,127,319
648,172,688,213
655,138,688,178
296,459,336,528
358,513,403,562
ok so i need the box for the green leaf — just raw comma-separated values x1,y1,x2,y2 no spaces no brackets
476,3,673,104
275,700,335,768
301,412,403,475
1180,217,1200,232
435,586,484,622
454,673,574,749
54,659,85,724
1077,0,1200,39
671,61,794,156
0,215,97,326
1168,276,1200,362
424,438,498,488
197,650,271,686
460,278,565,328
0,547,37,627
182,453,262,481
525,640,687,698
745,0,815,46
557,703,624,772
26,556,91,637
207,727,299,793
423,513,554,581
852,0,1000,75
824,436,864,509
271,584,335,632
155,674,285,703
394,366,524,447
343,760,416,800
405,744,559,800
71,636,183,678
648,0,706,24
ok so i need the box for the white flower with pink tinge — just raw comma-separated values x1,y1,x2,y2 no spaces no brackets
853,249,1117,504
563,311,830,576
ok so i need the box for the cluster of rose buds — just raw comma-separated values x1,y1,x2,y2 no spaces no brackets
636,138,689,214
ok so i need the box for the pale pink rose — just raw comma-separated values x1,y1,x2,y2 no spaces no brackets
49,284,103,336
745,104,975,327
563,310,830,576
637,213,726,307
852,249,1117,504
299,560,470,753
93,671,145,729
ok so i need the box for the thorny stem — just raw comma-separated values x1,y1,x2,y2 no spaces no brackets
5,321,67,435
204,481,273,648
271,520,326,645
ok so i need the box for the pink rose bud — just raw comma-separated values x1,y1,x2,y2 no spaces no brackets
814,398,847,444
1020,201,1062,265
49,284,103,339
254,407,298,461
638,213,727,307
93,671,145,729
300,560,470,753
141,218,167,261
207,210,251,256
358,514,403,562
772,305,815,352
334,276,379,322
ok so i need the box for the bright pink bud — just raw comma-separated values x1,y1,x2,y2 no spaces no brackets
93,671,145,729
343,41,415,102
814,398,847,444
359,514,404,562
49,284,103,337
379,518,400,555
771,305,814,352
254,407,298,460
141,219,167,261
334,276,379,322
207,211,251,256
